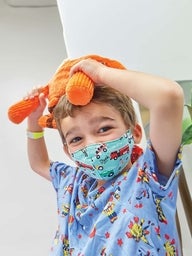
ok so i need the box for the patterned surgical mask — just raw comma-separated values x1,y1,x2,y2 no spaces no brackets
71,130,134,180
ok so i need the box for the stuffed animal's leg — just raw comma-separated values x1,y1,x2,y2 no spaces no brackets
66,72,94,105
8,85,49,124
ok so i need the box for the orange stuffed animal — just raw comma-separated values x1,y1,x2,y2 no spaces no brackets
8,55,126,129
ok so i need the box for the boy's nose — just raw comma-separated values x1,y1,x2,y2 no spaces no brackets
85,136,99,146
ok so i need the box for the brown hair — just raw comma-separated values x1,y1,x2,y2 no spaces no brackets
53,86,137,143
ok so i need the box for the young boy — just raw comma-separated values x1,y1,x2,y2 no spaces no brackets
27,58,184,255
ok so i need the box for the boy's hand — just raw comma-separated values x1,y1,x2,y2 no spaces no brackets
25,87,47,130
70,58,107,85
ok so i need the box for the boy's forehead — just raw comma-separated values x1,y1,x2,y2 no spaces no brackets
70,102,121,122
60,103,121,131
72,101,118,115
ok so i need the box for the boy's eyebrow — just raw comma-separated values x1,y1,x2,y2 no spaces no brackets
89,116,115,125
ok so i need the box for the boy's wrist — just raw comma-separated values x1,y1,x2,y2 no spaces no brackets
27,118,43,132
27,130,44,139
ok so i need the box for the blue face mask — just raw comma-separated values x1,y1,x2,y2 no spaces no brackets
71,130,134,180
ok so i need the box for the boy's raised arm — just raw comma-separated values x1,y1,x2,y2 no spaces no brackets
27,93,51,180
106,68,184,177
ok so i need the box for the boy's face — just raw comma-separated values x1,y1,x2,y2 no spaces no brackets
60,102,129,154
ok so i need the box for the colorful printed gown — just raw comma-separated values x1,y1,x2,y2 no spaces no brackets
49,142,182,256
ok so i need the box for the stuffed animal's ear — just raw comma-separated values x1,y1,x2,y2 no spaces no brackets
8,85,49,124
66,72,94,105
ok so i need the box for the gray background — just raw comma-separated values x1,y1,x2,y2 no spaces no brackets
0,1,68,255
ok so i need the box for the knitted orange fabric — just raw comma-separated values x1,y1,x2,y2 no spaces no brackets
8,55,126,128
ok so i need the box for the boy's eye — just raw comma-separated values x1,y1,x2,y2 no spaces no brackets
98,126,112,133
69,137,82,144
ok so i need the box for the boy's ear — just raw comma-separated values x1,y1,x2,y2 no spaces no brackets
132,123,142,144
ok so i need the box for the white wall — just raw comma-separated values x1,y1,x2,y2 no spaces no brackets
57,0,192,80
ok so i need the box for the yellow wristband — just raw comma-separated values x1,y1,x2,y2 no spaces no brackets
27,130,44,139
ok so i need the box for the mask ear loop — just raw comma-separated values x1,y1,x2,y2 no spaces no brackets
131,145,143,163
